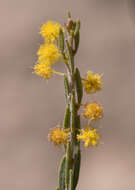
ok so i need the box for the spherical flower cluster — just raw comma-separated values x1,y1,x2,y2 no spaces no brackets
34,20,64,80
83,102,103,121
37,43,61,65
81,70,103,148
48,125,70,146
83,71,102,94
34,61,53,79
77,125,100,147
40,21,64,43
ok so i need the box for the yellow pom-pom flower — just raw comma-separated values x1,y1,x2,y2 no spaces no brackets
83,71,102,94
48,125,70,146
77,125,100,147
37,43,62,65
83,101,103,121
34,62,53,79
40,21,64,42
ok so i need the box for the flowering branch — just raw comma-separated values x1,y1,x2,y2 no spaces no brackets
33,11,104,190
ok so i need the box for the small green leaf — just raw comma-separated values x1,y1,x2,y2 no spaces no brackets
74,31,80,54
75,68,83,105
58,28,64,53
65,142,71,188
70,90,76,132
67,11,71,19
74,20,80,36
76,115,80,130
73,150,81,189
74,115,81,145
63,106,70,129
59,155,66,190
64,75,70,104
73,20,80,54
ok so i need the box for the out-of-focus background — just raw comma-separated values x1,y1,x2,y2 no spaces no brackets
1,0,135,189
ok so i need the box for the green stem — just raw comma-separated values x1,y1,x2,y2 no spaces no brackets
58,13,82,190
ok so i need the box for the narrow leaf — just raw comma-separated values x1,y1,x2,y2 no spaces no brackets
74,31,80,54
63,106,70,129
59,155,66,190
67,11,71,19
58,28,64,53
73,150,81,189
64,75,70,104
70,90,76,132
73,20,80,54
74,20,80,36
75,68,83,105
65,142,71,188
76,115,80,130
74,115,81,145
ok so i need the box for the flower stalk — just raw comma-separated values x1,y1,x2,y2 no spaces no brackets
34,11,104,190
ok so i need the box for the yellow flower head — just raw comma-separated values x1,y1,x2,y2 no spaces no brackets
37,43,62,65
77,125,100,147
48,125,70,146
40,21,64,42
83,71,102,94
34,61,53,79
83,102,103,121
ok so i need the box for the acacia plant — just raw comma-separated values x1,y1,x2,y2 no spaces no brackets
34,11,103,190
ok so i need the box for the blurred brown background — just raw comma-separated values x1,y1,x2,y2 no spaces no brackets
1,0,135,189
